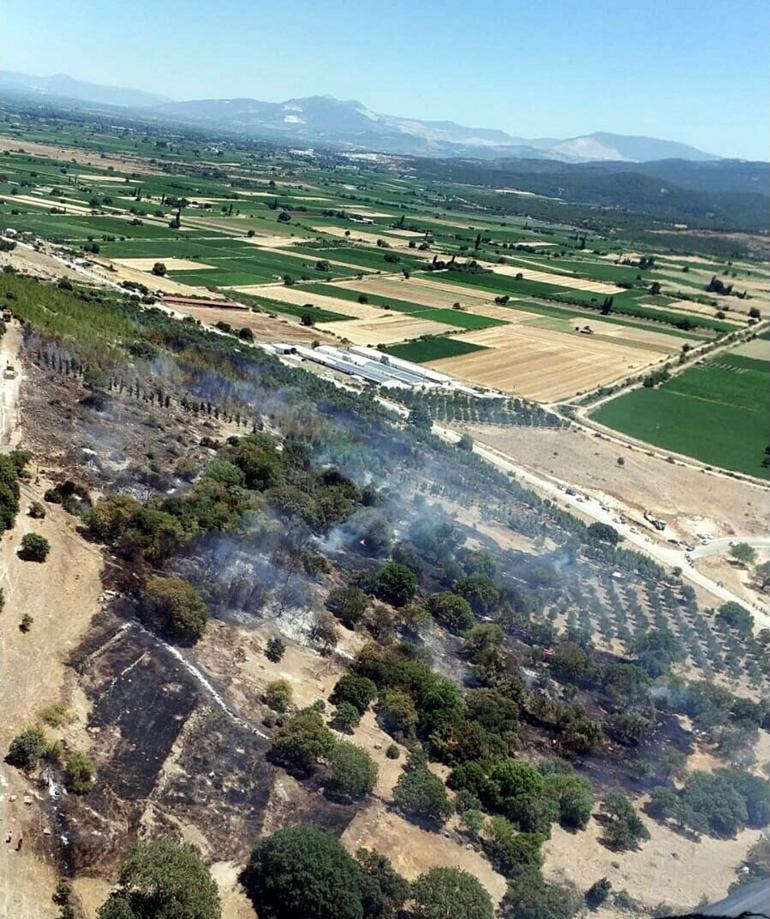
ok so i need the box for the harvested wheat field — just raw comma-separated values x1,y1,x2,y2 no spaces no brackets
236,284,385,320
96,259,224,297
477,261,619,294
240,234,307,248
332,275,499,308
112,257,216,272
427,323,667,400
0,194,95,214
318,313,456,345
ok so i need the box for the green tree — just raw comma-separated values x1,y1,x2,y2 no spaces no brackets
270,709,335,777
356,849,409,919
6,727,50,770
730,543,757,567
332,674,377,714
485,816,544,877
97,839,220,919
410,867,493,919
393,759,452,827
601,792,650,851
332,701,362,733
142,575,209,642
378,688,418,739
372,563,418,607
326,586,368,627
326,740,378,800
501,867,576,919
426,592,474,635
243,826,363,919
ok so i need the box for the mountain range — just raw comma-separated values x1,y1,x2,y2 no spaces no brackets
0,70,722,163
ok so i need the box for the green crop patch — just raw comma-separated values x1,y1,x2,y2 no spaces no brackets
592,361,770,478
380,336,489,363
300,284,425,313
412,308,507,330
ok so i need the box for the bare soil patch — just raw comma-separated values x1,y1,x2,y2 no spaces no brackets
461,424,770,539
341,802,507,905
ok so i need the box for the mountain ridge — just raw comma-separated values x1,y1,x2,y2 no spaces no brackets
0,69,723,163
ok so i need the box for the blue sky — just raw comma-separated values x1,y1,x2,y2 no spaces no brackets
4,0,768,159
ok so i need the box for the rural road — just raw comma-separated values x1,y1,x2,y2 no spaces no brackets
430,422,770,630
691,537,770,560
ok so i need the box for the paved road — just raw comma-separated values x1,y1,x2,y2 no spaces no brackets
430,422,770,630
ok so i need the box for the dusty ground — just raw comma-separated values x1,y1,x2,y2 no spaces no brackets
165,303,339,345
342,802,508,905
0,244,95,286
544,807,761,914
461,424,770,540
332,275,499,309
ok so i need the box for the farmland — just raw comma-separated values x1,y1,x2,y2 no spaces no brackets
592,344,770,478
0,107,767,415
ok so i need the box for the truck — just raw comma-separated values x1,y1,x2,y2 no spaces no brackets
644,510,666,532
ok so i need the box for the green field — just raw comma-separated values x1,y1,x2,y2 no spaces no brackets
592,359,770,478
380,336,489,363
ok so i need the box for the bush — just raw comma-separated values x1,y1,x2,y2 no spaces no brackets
501,867,577,919
97,839,220,919
411,867,493,919
243,826,363,919
19,532,50,561
585,877,611,909
372,563,418,607
485,816,544,877
265,679,293,712
332,701,362,733
386,743,400,760
6,727,50,770
65,751,95,794
378,688,418,739
28,501,46,519
141,575,209,642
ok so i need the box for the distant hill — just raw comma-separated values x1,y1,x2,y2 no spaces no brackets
0,69,170,109
0,70,724,163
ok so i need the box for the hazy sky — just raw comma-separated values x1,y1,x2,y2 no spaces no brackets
4,0,769,159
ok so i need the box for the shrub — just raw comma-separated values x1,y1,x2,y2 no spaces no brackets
28,501,46,519
19,532,50,561
65,751,95,794
265,679,293,713
386,743,400,760
270,709,335,777
600,792,650,850
6,727,50,770
265,636,285,662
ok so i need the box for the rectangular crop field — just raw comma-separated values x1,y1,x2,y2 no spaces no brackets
591,362,770,478
380,337,489,363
